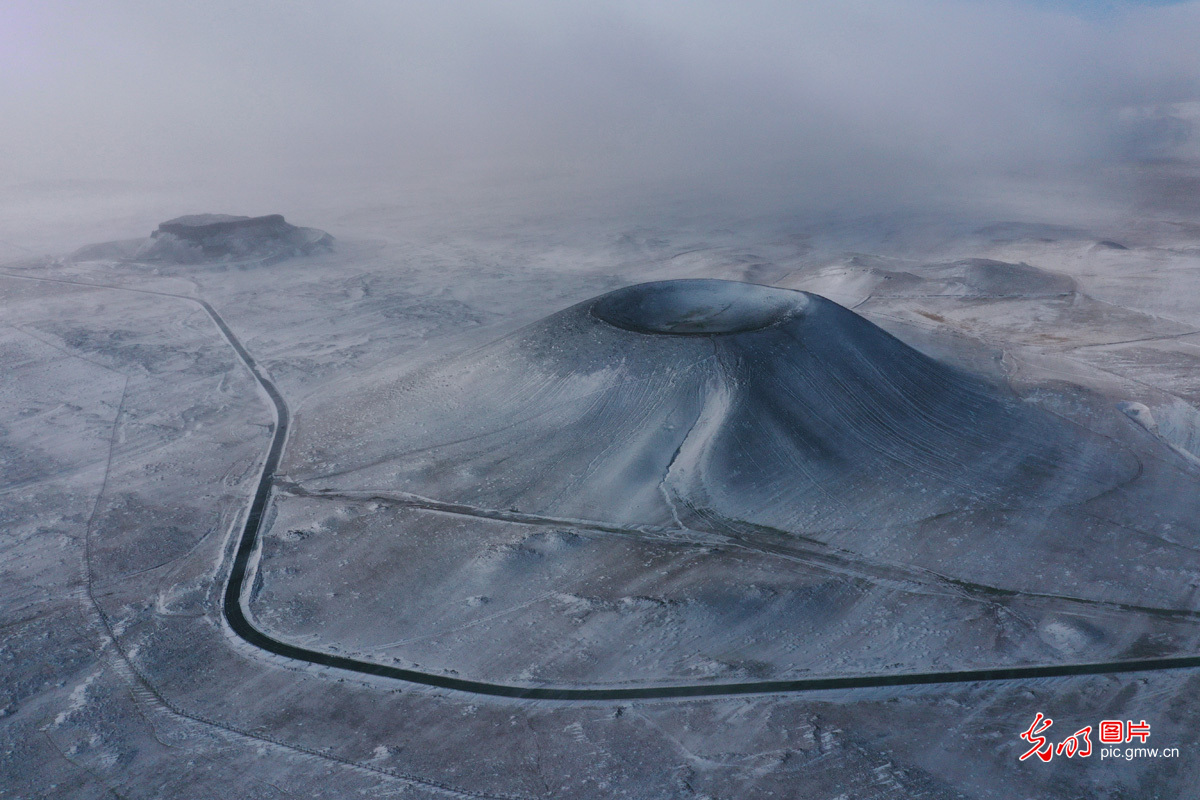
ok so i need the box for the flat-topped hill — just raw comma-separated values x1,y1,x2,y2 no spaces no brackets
144,213,333,263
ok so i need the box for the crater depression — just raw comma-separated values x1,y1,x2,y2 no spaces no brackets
289,279,1131,534
252,279,1200,686
590,279,806,334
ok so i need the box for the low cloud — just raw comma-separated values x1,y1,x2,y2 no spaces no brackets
2,0,1198,218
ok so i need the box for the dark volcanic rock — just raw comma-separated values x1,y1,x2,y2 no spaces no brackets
292,279,1135,535
141,213,333,264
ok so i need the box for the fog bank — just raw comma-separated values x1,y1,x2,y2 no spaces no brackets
2,0,1199,247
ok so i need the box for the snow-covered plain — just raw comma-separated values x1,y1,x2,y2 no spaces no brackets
4,180,1200,797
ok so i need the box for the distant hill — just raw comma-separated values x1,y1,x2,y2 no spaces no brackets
71,213,333,265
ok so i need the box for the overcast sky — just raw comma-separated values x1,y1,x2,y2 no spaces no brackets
2,1,1198,219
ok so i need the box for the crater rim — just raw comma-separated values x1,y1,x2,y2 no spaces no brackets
589,279,806,336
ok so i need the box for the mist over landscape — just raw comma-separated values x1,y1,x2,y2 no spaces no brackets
5,3,1200,799
3,0,1200,248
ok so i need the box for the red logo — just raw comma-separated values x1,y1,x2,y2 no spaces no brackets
1099,720,1124,744
1019,715,1144,762
1022,716,1156,761
1019,713,1055,762
1098,719,1151,745
1055,727,1093,758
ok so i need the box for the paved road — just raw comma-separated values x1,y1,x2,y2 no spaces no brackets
8,269,1200,701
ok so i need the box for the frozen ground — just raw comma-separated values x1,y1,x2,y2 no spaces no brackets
3,179,1200,797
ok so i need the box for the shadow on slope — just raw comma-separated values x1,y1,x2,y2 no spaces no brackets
290,279,1133,534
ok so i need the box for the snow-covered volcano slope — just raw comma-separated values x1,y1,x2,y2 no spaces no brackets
289,279,1134,534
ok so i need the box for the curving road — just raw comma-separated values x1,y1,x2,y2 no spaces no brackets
9,269,1200,701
